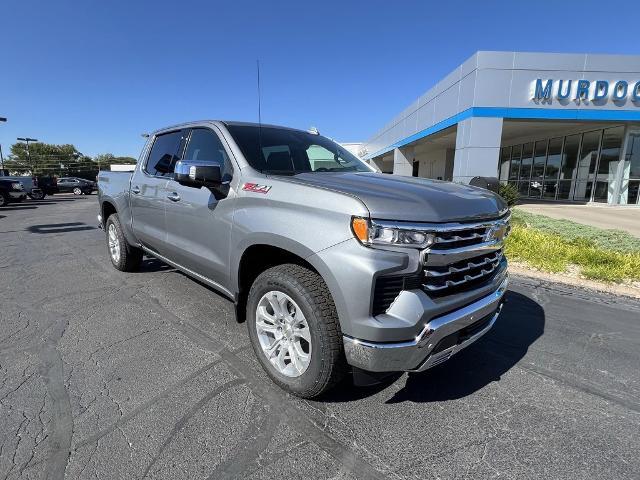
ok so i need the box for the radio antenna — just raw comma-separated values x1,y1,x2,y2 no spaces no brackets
256,59,264,168
256,59,262,126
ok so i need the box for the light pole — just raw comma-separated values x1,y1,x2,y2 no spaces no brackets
17,137,38,174
0,117,6,171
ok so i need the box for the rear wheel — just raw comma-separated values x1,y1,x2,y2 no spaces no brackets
0,193,7,207
105,214,143,272
73,187,82,195
246,264,347,398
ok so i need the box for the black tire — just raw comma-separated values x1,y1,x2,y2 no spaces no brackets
105,214,143,272
0,193,7,207
246,264,347,398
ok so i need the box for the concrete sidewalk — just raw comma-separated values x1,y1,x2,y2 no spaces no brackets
516,202,640,238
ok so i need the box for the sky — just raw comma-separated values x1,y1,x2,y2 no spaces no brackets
1,0,639,158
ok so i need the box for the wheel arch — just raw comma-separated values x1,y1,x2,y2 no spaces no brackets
234,238,334,323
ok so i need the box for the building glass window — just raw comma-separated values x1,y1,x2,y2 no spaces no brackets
573,131,601,202
621,132,640,204
519,143,534,196
530,140,547,198
592,126,624,203
502,125,629,203
499,146,511,181
543,137,563,199
509,145,522,180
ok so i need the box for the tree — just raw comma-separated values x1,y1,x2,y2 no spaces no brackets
5,142,137,177
94,154,137,170
10,142,85,176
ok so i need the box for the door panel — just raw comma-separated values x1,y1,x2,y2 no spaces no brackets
130,130,185,255
163,127,235,289
163,180,235,286
130,170,169,253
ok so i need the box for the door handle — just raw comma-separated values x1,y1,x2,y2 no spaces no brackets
167,192,181,202
131,186,141,194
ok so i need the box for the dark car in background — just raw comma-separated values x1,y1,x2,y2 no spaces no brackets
0,178,27,206
56,177,96,195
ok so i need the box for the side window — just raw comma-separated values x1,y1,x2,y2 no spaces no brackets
183,128,232,176
145,130,184,177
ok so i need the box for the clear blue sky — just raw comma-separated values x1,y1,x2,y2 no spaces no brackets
1,0,638,158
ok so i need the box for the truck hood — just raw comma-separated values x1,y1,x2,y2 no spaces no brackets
282,172,507,223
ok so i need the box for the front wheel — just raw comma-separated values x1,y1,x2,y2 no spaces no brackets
73,187,82,195
0,193,7,207
246,264,347,398
105,214,143,272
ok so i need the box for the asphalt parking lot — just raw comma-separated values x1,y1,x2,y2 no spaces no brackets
1,195,639,480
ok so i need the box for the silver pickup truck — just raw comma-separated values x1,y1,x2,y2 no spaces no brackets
98,121,510,398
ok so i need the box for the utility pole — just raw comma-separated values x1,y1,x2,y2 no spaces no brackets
17,137,38,174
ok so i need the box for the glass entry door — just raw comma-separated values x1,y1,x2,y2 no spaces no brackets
572,131,601,202
620,131,640,205
592,126,625,203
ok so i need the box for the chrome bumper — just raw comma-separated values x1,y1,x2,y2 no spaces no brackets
343,276,508,373
9,191,27,199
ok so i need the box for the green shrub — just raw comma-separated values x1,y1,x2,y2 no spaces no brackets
499,183,519,207
504,220,640,283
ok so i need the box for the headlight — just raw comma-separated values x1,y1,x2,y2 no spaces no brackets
11,182,23,191
351,217,435,248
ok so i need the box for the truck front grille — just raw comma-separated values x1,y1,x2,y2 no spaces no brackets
421,217,509,296
371,216,509,315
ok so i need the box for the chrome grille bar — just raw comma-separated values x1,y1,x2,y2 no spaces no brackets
425,251,503,278
433,232,485,244
422,259,501,291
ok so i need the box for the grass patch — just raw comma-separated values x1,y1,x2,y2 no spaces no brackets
510,209,640,253
505,210,640,283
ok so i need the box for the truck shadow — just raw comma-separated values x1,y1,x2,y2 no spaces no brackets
27,222,97,234
322,291,545,403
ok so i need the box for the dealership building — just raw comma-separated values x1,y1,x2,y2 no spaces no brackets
360,51,640,204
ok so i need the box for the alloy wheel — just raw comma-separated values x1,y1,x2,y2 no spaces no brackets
255,290,312,377
107,223,121,263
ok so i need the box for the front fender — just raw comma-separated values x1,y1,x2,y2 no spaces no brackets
230,232,318,293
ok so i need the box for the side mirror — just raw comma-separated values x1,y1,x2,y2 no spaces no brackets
174,160,222,188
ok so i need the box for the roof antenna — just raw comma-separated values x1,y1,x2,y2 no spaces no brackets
256,59,263,166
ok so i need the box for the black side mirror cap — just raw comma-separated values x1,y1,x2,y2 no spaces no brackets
174,160,223,188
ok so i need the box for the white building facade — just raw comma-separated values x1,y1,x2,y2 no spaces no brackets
361,51,640,204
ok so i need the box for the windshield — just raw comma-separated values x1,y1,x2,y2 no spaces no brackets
225,124,371,174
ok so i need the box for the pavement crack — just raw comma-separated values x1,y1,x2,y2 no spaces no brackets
140,378,246,479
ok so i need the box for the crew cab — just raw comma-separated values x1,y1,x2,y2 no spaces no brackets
97,121,510,398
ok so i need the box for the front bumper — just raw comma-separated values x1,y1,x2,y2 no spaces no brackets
343,276,508,372
9,191,27,200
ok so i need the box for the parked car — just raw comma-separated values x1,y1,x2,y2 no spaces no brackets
56,177,96,195
0,169,45,199
98,121,510,398
0,178,27,206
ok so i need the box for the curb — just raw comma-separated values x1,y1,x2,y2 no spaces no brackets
509,263,640,300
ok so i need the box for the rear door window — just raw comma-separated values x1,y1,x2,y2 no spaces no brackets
145,130,185,177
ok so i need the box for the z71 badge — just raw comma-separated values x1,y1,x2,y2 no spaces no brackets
242,182,272,194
